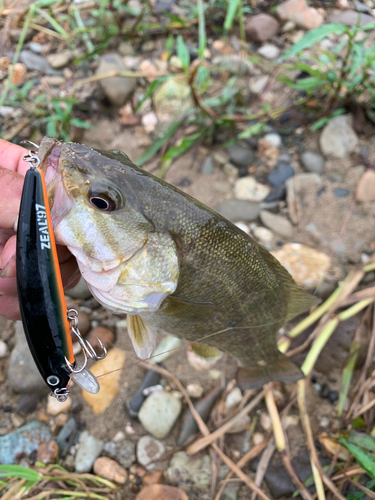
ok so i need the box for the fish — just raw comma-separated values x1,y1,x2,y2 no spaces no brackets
37,136,319,389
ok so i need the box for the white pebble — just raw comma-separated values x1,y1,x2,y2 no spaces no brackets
263,133,282,148
225,387,243,410
253,226,273,244
113,431,125,442
260,412,272,431
320,416,330,428
0,340,9,358
187,383,204,399
253,432,265,445
235,222,250,234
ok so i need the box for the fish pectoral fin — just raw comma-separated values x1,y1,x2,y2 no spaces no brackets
127,314,156,360
237,353,303,390
286,288,320,322
191,342,223,361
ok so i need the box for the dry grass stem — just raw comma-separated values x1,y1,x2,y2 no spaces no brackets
251,438,276,500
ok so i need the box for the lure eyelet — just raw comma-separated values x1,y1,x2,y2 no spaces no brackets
47,375,60,386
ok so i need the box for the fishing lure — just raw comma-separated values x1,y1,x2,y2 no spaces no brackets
16,143,106,401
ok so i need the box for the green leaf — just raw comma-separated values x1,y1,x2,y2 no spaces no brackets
197,0,207,59
238,122,264,139
137,119,184,166
289,77,328,92
348,431,375,453
70,118,92,129
0,465,42,481
224,0,241,31
176,35,190,73
339,438,375,478
162,130,204,162
46,120,57,137
195,65,210,89
136,75,170,112
358,20,375,31
280,23,348,60
311,117,330,132
292,63,326,79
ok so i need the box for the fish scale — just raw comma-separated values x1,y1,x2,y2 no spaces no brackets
38,137,319,389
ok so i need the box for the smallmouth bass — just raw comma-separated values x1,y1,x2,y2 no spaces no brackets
38,137,319,389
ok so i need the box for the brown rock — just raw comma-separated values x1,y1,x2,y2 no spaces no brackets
245,14,280,43
136,484,189,500
356,170,375,202
77,311,91,336
10,63,27,86
276,0,323,30
85,326,115,352
142,471,164,487
36,440,59,464
94,456,128,484
327,10,375,27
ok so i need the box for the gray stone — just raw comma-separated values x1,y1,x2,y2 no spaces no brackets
166,451,211,498
48,50,73,69
301,151,325,174
43,75,66,86
320,114,358,158
257,44,280,60
8,322,49,394
201,156,215,175
333,188,350,198
354,0,372,13
103,439,135,468
29,42,45,54
118,42,135,56
212,55,254,76
226,144,255,167
136,435,165,471
96,53,137,107
327,10,375,26
260,211,294,239
65,277,92,300
74,431,104,473
245,14,280,43
263,133,282,147
267,162,294,187
217,199,260,222
0,421,51,464
235,176,270,202
249,75,269,94
56,417,78,456
138,390,182,439
20,51,58,75
286,173,322,224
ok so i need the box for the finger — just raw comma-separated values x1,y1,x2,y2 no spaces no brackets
0,167,24,229
0,140,29,175
0,236,16,275
0,295,21,320
0,276,17,295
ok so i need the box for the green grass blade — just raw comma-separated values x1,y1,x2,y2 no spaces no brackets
348,431,375,453
197,0,206,59
137,119,184,166
339,438,375,478
0,465,42,481
338,339,360,416
224,0,240,31
35,7,71,43
162,130,204,162
177,35,190,72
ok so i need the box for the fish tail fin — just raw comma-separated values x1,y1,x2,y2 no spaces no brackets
237,353,304,390
285,287,320,322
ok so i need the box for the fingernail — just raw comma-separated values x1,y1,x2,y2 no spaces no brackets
0,257,14,278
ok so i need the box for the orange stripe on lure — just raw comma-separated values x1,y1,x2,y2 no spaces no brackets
16,146,105,401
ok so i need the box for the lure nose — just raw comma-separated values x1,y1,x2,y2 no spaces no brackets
71,368,100,394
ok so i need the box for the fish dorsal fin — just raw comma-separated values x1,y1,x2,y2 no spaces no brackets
127,314,156,359
191,342,223,361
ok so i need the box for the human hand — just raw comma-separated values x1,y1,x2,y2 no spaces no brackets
0,139,80,320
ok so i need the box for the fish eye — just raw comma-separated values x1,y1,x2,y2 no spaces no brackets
87,185,124,212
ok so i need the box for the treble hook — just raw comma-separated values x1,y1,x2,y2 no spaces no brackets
20,140,40,150
65,309,107,374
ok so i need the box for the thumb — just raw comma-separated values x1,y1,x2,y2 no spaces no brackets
0,167,24,229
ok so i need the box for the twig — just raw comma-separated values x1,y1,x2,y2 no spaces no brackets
140,361,271,500
70,70,146,95
251,438,276,500
344,476,375,499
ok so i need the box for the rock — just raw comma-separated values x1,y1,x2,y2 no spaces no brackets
235,177,270,202
75,431,104,473
153,77,192,117
354,0,372,13
56,417,78,457
47,50,73,69
150,335,183,363
226,144,255,167
47,395,72,415
235,222,250,234
85,326,115,352
267,162,294,187
138,390,182,439
82,347,126,414
136,485,189,500
260,413,272,431
43,75,66,86
8,321,49,394
128,369,161,418
166,452,211,496
142,470,163,486
286,173,322,224
301,151,325,174
65,277,92,299
142,111,158,133
0,106,14,118
245,14,280,43
20,50,57,74
253,226,273,245
0,421,51,464
217,199,260,222
10,63,27,85
212,55,254,76
327,10,375,26
356,170,375,202
0,339,8,358
29,42,45,54
249,75,269,94
329,391,339,404
271,243,330,290
257,44,280,60
94,456,128,484
276,0,324,30
260,211,294,240
253,432,265,445
223,162,239,178
75,310,90,336
319,114,358,158
104,439,136,468
227,413,251,434
187,383,204,398
320,383,330,398
137,435,166,471
263,185,286,202
333,188,350,198
263,133,282,148
200,156,215,175
36,440,59,464
96,53,137,107
118,42,135,56
225,387,242,410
